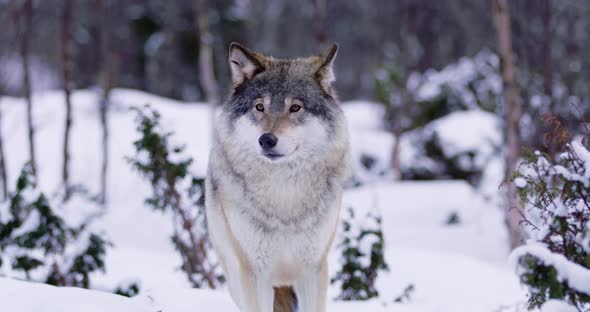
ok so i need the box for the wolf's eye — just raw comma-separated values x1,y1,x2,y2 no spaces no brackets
289,104,302,113
255,103,265,112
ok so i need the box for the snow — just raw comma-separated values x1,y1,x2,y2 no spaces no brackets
10,209,41,237
0,89,526,311
0,277,149,312
540,300,578,312
342,181,511,264
341,101,395,182
514,177,527,188
571,140,590,185
379,248,522,309
424,110,500,161
341,101,385,131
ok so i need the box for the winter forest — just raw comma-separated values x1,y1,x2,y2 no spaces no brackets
0,0,589,311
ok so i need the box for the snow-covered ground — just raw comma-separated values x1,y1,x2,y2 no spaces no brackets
0,89,527,311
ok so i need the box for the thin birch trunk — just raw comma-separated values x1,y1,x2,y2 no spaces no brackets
62,0,74,200
193,0,219,129
97,0,115,206
542,0,553,111
492,0,524,249
314,0,327,45
0,99,7,200
21,0,36,178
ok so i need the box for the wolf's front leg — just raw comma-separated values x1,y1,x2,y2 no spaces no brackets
253,278,274,312
236,268,274,312
294,260,329,312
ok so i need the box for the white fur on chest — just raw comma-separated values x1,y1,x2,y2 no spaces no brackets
221,171,340,284
226,194,339,285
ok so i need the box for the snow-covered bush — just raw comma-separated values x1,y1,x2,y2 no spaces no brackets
510,118,590,310
401,110,501,186
127,106,223,288
413,50,501,114
331,207,388,300
375,50,501,133
0,164,108,288
374,51,502,186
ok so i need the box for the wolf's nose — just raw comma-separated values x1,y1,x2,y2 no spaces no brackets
259,133,278,150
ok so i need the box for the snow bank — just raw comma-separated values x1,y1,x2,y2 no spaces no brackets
540,300,578,312
0,89,525,311
0,277,149,312
342,181,510,263
380,248,522,308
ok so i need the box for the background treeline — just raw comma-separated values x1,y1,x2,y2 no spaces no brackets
0,0,588,105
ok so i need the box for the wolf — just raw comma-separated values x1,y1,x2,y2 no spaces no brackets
205,42,350,312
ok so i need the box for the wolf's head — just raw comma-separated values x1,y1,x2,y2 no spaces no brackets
219,43,346,164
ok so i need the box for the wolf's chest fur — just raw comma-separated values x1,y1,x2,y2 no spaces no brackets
216,153,341,273
239,162,334,230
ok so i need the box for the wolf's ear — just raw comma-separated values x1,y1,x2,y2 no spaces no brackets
313,43,338,93
229,42,265,88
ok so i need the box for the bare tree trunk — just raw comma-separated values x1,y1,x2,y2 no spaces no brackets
390,128,403,180
193,0,219,127
21,0,36,178
542,0,553,111
541,0,556,157
62,0,74,200
0,99,7,200
313,0,327,45
98,90,109,206
492,0,524,249
96,0,116,206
